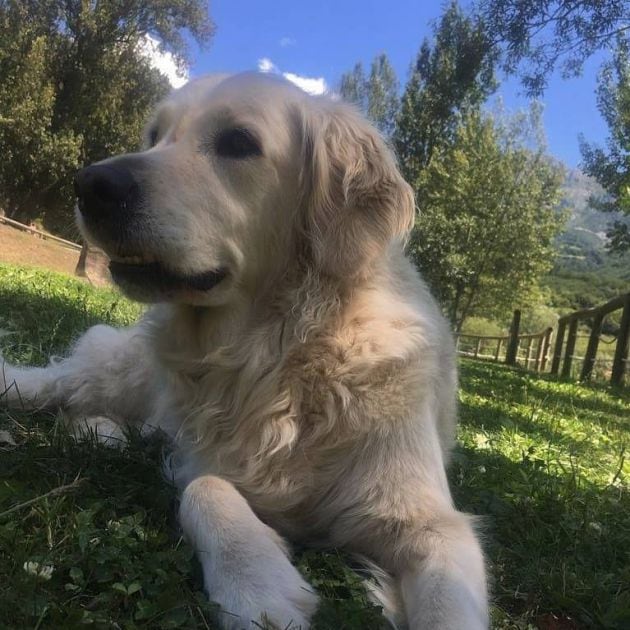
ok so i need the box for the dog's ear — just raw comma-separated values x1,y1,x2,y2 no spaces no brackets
297,101,415,278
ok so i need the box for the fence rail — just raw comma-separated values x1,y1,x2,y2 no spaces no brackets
0,215,81,251
551,292,630,386
456,319,553,373
457,292,630,387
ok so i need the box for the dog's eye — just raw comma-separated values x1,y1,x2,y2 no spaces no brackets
215,128,262,159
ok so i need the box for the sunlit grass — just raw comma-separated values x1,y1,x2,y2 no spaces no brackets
0,264,628,628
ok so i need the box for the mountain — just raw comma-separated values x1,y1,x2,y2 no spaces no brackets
543,169,630,313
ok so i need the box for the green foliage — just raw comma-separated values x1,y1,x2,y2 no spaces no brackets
545,169,630,312
516,302,558,335
339,63,366,109
476,0,630,96
0,265,628,628
365,55,399,136
393,0,497,185
0,0,214,236
0,264,142,365
461,316,506,336
0,428,218,628
476,1,630,251
0,22,82,227
580,46,630,252
456,360,629,629
410,106,565,330
338,53,399,136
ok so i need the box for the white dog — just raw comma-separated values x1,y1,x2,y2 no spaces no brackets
1,73,487,629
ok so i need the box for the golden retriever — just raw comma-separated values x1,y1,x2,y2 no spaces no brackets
1,73,488,629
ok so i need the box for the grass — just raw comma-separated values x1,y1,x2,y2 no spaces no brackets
0,263,628,629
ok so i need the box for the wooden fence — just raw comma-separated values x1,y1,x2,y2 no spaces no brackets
456,315,553,373
550,292,630,386
0,215,81,251
457,293,630,387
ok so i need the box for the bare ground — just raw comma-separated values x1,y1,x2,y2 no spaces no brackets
0,222,80,276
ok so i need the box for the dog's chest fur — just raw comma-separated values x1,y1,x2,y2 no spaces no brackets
150,285,429,533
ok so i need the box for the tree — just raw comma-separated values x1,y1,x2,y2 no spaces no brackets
0,6,82,225
0,0,214,235
393,1,497,187
476,0,630,95
580,47,630,252
339,53,399,136
409,106,565,330
339,62,366,110
365,54,399,136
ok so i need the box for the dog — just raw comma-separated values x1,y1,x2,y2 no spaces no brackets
0,72,488,629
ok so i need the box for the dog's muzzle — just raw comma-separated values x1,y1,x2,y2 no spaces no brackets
74,163,140,226
73,160,228,302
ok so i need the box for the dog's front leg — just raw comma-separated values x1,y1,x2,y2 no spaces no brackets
395,508,488,630
1,324,158,438
179,475,318,629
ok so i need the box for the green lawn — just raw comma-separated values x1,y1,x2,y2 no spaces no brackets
0,263,628,629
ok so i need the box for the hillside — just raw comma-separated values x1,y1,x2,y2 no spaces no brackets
0,222,80,276
544,169,630,312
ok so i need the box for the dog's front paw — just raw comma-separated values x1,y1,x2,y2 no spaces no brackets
180,476,319,629
72,416,127,448
209,559,318,630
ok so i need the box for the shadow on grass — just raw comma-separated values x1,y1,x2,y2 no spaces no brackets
0,268,140,364
1,272,628,628
459,388,595,456
449,444,630,630
461,359,629,428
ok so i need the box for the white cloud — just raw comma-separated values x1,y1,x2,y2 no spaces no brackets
139,34,189,88
257,57,327,96
282,72,327,96
279,37,296,48
257,57,279,74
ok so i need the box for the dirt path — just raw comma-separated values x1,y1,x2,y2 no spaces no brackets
0,223,80,276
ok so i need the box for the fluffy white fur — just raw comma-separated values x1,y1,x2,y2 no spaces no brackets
0,73,488,629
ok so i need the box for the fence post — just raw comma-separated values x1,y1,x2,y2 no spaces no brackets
540,327,553,372
562,318,578,378
551,321,566,375
474,337,482,358
525,337,534,369
534,333,544,372
580,313,603,381
494,338,503,362
611,294,630,386
505,309,521,366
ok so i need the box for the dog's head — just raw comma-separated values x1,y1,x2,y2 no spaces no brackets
74,72,414,304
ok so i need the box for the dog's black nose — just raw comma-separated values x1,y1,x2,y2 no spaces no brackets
74,164,138,219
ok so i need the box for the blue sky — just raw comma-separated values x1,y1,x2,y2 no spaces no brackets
184,0,610,169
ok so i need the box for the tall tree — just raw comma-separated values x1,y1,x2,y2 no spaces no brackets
580,46,630,252
0,0,214,235
339,53,399,135
410,106,565,330
476,0,630,95
393,1,497,187
0,17,81,227
339,62,366,110
365,54,399,136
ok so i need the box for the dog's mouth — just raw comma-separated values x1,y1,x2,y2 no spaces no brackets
108,255,228,297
